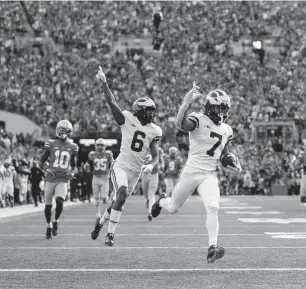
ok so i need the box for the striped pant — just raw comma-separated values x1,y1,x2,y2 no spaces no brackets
110,161,141,201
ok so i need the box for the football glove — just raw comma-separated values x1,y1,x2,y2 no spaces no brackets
226,157,242,173
183,81,202,105
96,66,107,83
141,163,154,174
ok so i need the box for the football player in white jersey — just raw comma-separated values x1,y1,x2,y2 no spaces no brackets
92,66,162,246
151,83,241,264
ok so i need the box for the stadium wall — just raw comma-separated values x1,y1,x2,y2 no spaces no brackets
0,110,42,137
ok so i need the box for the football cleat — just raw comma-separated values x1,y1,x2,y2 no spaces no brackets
52,221,58,236
105,233,114,247
46,227,52,239
91,217,103,240
207,245,225,264
151,193,167,218
148,214,152,221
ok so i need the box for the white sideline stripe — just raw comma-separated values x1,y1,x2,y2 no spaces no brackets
13,224,282,228
265,232,306,235
219,206,262,209
0,268,305,272
225,211,283,215
0,246,305,250
0,233,264,237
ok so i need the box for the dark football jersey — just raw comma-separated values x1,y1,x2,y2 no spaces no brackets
88,150,113,176
44,139,78,183
164,155,183,178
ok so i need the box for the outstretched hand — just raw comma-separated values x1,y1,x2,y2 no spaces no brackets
96,66,107,83
183,81,202,105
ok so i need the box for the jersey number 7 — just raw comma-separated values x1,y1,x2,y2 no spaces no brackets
206,132,222,157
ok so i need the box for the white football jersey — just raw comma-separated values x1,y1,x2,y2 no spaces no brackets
186,112,233,171
116,110,162,172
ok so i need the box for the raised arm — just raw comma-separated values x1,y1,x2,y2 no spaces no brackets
96,66,125,126
176,82,202,132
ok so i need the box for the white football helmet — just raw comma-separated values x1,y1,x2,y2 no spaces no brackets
56,120,73,140
95,138,106,153
202,89,231,125
169,147,177,157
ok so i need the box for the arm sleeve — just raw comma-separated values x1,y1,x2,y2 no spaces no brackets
187,112,200,131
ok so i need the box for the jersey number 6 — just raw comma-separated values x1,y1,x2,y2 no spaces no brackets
206,132,222,157
131,130,146,152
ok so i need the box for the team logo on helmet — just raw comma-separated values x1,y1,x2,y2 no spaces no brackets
132,97,156,124
56,120,73,140
202,89,231,125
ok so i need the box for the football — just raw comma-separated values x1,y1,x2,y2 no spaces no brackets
220,152,237,168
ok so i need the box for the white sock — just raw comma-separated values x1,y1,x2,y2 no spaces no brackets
159,197,171,212
99,209,110,225
107,209,122,234
95,201,101,218
206,208,219,247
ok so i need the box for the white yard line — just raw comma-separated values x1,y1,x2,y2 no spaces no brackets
0,246,305,250
0,233,265,236
0,268,305,272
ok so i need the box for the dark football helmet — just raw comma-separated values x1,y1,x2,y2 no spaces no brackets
132,97,156,124
202,89,231,125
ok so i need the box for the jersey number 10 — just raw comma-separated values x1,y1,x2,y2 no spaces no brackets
53,150,70,169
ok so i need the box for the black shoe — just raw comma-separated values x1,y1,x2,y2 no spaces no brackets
91,217,103,240
46,227,52,239
52,221,58,236
148,214,152,221
151,193,167,218
105,233,114,247
207,245,225,264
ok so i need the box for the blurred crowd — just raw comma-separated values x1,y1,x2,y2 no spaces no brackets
1,1,306,206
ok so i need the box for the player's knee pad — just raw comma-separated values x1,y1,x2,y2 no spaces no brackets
205,201,219,212
167,200,179,214
168,206,179,214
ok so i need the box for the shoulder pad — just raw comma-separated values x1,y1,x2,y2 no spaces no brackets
152,125,162,142
44,139,55,148
106,150,113,157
